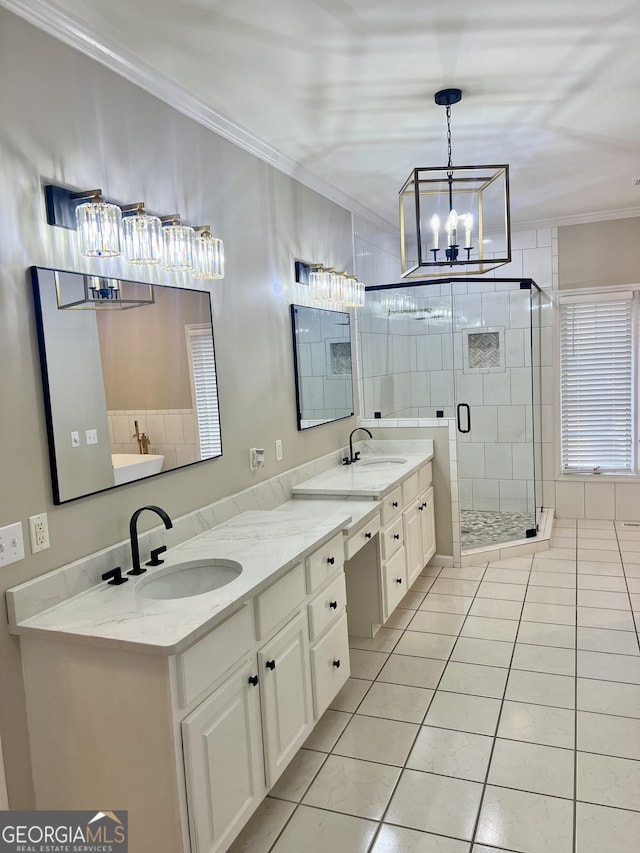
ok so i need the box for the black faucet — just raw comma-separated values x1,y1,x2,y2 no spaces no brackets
344,427,373,464
127,505,173,576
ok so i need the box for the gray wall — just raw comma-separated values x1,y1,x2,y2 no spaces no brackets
0,9,356,806
559,218,640,290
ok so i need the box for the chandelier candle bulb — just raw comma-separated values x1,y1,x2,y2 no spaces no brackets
446,209,458,246
430,214,440,250
465,214,473,248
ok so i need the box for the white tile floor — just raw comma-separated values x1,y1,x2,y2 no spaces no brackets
229,519,640,853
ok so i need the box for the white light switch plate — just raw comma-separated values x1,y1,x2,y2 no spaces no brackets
275,439,283,461
0,522,25,567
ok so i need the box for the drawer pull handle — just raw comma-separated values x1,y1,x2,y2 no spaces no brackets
392,501,399,508
393,533,400,540
365,531,372,539
265,659,276,671
248,675,259,687
418,505,425,512
332,659,341,668
395,577,403,584
327,556,335,565
329,600,338,610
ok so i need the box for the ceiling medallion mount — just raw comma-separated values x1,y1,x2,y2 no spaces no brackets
434,88,462,107
398,87,512,278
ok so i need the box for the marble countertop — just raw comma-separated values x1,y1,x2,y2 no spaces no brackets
291,447,433,498
9,443,433,655
10,508,352,655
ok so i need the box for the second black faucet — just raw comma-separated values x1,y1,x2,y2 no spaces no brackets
343,427,373,465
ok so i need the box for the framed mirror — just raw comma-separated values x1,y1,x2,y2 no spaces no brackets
31,266,222,503
290,304,354,430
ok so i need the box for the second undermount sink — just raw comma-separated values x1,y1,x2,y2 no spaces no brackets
358,457,407,469
135,559,243,600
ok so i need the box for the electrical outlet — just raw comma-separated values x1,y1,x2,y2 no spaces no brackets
0,522,25,567
275,439,283,462
28,513,50,553
85,429,98,445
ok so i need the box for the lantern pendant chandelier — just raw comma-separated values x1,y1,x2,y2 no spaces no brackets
399,88,512,278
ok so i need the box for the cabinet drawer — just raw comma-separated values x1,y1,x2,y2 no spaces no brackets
177,604,254,707
419,461,433,493
306,532,345,593
255,563,305,640
402,471,420,505
380,515,404,561
382,547,407,619
345,512,381,561
310,613,350,719
308,572,346,641
380,486,403,526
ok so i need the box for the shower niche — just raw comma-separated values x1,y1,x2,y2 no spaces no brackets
358,278,542,553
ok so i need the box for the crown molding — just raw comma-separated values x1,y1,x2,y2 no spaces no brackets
517,207,640,232
0,0,396,234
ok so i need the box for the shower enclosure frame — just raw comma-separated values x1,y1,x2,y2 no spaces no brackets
362,276,543,556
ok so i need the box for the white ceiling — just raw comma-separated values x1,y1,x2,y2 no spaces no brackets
5,0,640,230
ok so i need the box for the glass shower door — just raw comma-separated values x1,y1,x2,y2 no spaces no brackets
452,281,538,550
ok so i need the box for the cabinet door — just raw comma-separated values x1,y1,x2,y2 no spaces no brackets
310,612,350,719
182,659,264,853
419,487,436,566
403,503,423,588
259,610,313,787
382,546,407,621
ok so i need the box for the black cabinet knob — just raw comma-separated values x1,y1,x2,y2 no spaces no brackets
248,675,259,687
365,531,372,539
395,577,403,584
265,659,276,671
332,659,341,668
101,567,128,586
418,505,425,511
327,556,335,565
393,533,400,540
329,600,338,610
392,501,399,508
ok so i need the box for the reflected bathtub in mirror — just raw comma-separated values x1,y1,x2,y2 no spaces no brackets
290,304,354,430
31,267,223,503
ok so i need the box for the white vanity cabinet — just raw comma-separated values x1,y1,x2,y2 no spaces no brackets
258,609,313,787
182,658,265,853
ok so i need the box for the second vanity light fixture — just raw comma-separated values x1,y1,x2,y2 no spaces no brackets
44,185,225,280
295,261,365,308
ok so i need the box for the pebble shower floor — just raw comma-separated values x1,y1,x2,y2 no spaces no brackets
228,518,640,853
460,510,536,550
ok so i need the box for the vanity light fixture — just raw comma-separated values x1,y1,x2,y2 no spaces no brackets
193,227,225,279
74,189,123,258
295,261,365,308
121,203,163,265
160,216,195,272
43,183,225,279
399,88,511,277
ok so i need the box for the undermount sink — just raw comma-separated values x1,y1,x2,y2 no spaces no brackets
135,559,243,600
358,457,407,469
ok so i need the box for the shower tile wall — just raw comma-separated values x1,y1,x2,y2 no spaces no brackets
358,228,556,517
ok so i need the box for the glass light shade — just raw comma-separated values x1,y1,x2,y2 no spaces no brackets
329,271,343,303
315,270,331,301
308,268,324,300
122,212,163,265
75,201,122,258
356,281,365,308
343,277,356,307
193,232,225,279
162,224,195,272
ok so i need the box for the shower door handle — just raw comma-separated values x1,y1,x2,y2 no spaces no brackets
457,403,471,434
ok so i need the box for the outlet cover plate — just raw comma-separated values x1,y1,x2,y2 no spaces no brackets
28,513,50,553
0,522,25,567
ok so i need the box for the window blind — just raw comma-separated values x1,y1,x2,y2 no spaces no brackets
560,294,634,472
186,327,222,458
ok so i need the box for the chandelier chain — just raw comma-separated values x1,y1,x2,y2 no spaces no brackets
446,104,453,173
